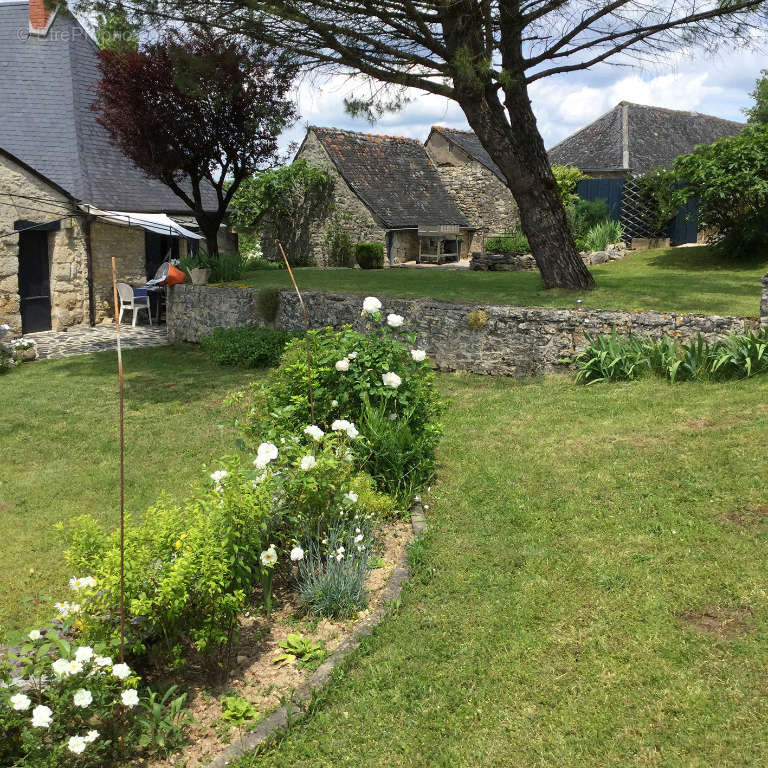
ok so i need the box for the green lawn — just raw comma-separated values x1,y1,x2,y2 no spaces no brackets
234,372,768,767
0,347,257,634
234,247,768,317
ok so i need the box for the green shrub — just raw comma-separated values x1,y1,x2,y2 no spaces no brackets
485,229,529,254
64,460,275,662
0,346,11,374
233,302,443,503
569,197,609,240
210,251,248,283
201,327,296,368
582,219,624,251
327,220,356,267
256,287,282,322
355,241,385,269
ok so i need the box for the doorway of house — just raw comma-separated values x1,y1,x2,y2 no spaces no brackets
18,230,51,333
144,232,179,280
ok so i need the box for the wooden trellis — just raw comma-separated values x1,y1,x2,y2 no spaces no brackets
619,177,656,241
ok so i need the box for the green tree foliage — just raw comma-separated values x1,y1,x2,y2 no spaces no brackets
633,167,680,237
95,3,138,53
674,125,768,258
744,69,768,124
230,160,334,266
551,164,585,207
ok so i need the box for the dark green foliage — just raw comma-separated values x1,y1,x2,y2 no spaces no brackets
633,168,680,237
325,213,357,267
572,329,768,384
355,241,385,269
582,219,624,251
485,229,530,254
256,287,281,322
201,327,297,368
569,198,609,241
210,252,249,283
674,125,768,259
744,69,768,124
0,347,11,375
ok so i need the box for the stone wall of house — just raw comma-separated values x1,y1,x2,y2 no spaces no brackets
168,285,760,376
425,131,519,252
90,221,146,323
0,153,89,333
294,131,386,266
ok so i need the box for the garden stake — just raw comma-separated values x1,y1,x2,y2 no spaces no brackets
110,258,126,666
278,241,315,424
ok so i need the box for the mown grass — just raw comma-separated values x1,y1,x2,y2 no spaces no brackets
233,372,768,767
0,346,257,634
232,246,768,318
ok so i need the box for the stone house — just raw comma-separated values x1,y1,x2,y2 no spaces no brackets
0,0,227,335
294,127,473,266
424,126,519,251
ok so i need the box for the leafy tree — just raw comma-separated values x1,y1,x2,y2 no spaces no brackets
744,69,768,124
82,0,768,290
674,125,768,258
633,167,680,237
93,30,297,256
552,164,585,208
94,3,138,53
230,160,335,266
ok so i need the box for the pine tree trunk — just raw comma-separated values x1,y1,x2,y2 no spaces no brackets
456,84,595,290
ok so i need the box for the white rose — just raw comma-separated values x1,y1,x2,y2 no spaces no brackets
31,704,53,728
94,656,112,668
68,736,87,754
382,371,402,389
260,546,278,567
387,313,404,328
410,349,427,362
257,442,278,461
74,646,93,664
335,358,350,372
347,351,358,359
28,629,42,641
290,546,304,562
362,296,382,314
345,423,359,439
300,455,317,470
112,663,131,681
343,491,358,504
84,730,99,743
121,689,140,708
51,658,70,677
331,419,351,432
10,693,31,711
354,534,364,544
73,689,93,708
303,425,324,441
331,400,338,408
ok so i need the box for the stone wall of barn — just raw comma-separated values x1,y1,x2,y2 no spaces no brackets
167,285,760,376
0,153,90,333
425,131,519,252
294,130,387,266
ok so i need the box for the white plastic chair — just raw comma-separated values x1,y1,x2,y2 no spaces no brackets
117,282,151,327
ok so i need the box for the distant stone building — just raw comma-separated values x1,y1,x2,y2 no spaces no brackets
424,127,519,251
294,127,473,266
0,0,229,335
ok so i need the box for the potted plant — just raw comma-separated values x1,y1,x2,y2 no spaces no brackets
11,338,38,362
187,252,212,285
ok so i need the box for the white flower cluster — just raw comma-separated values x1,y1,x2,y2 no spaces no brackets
303,424,324,441
210,469,228,491
260,545,278,567
53,600,81,618
254,441,278,469
10,338,36,350
331,419,359,439
69,576,96,591
300,455,316,471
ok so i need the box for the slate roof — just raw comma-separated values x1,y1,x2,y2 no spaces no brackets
310,127,470,229
547,101,744,174
427,126,505,180
0,2,217,213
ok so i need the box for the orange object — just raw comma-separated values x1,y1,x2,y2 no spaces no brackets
164,264,186,286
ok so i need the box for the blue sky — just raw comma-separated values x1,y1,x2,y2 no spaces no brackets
281,45,765,155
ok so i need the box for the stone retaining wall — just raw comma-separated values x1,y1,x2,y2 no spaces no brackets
168,284,760,376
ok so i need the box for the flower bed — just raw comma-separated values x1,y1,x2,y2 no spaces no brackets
1,296,441,767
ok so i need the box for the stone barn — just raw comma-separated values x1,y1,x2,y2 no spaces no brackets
0,0,230,335
294,127,474,266
424,126,519,252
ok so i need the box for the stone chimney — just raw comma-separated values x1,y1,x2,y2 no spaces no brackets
29,0,56,36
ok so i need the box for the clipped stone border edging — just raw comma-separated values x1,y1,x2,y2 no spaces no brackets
207,502,427,767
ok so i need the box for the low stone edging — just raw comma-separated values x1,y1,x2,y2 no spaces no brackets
206,502,426,767
167,284,760,377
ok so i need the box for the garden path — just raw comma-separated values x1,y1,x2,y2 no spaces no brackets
26,325,169,359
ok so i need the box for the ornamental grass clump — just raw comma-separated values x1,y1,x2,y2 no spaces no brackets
294,520,373,619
